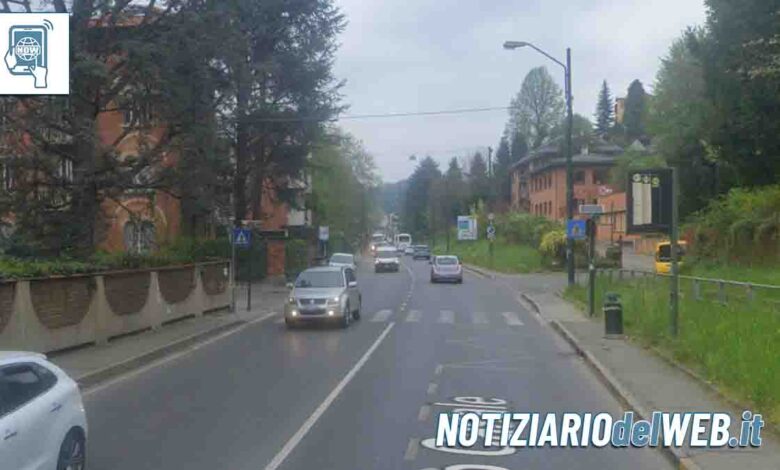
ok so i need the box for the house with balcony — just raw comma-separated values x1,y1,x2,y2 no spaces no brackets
509,139,623,221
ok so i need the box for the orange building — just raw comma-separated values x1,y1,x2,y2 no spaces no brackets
510,140,622,221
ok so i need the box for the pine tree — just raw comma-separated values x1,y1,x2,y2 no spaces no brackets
595,80,614,136
624,80,647,140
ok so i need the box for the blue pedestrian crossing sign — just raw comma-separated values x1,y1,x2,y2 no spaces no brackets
232,228,251,247
566,220,587,240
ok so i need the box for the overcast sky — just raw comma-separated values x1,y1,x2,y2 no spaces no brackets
332,0,707,183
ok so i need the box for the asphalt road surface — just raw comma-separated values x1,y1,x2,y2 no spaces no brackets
84,256,671,470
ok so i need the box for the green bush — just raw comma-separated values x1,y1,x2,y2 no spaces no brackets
285,239,310,280
496,212,562,247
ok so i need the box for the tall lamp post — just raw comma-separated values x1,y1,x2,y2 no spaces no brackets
504,41,575,286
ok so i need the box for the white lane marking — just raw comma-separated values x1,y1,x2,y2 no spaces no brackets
434,364,443,375
405,310,422,322
427,382,438,395
404,438,420,461
472,311,488,324
274,317,285,324
501,312,524,326
83,311,279,397
438,310,455,324
263,323,396,470
371,309,393,322
418,404,431,421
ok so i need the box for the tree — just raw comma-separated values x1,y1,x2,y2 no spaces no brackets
402,156,441,237
493,137,512,204
510,131,529,162
551,114,593,153
594,80,615,136
507,67,565,149
694,0,780,187
467,151,489,206
650,29,722,216
623,79,648,140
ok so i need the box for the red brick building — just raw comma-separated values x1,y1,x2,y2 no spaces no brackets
510,141,622,221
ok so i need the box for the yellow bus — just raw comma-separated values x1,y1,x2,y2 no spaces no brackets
654,241,688,274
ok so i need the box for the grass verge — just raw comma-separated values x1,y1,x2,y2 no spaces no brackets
564,274,780,425
432,236,544,274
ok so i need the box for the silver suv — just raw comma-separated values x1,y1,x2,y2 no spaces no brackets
284,266,361,328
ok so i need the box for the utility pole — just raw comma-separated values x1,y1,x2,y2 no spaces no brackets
487,146,493,177
565,48,575,287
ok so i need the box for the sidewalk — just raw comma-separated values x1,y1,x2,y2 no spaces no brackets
466,265,780,469
50,280,287,388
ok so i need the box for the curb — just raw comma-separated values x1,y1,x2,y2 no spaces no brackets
547,317,701,470
463,264,496,279
75,317,247,390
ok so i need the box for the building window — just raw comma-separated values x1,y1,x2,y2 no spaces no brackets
593,169,608,185
56,157,73,184
1,160,14,191
574,170,586,184
547,174,552,188
124,220,156,254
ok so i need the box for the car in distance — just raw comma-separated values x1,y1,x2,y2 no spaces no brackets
394,233,412,253
374,246,400,273
329,252,356,270
285,266,361,328
404,246,415,256
0,351,88,470
430,255,463,283
412,245,431,260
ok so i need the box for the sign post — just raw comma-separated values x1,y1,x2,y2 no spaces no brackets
231,227,252,313
626,168,678,336
486,217,496,269
319,226,330,261
587,218,597,317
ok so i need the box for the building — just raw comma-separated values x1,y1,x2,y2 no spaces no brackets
614,97,626,125
509,140,623,221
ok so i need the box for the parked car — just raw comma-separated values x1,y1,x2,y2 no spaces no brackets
284,266,361,328
329,252,356,271
374,246,400,273
412,245,431,260
0,351,88,470
430,255,463,283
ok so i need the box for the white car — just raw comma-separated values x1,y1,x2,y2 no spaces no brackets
374,246,400,272
0,352,88,470
329,253,356,270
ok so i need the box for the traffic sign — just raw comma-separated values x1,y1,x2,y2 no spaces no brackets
566,220,587,240
486,224,496,241
627,168,673,234
319,226,330,241
578,204,604,216
232,228,251,247
488,213,495,222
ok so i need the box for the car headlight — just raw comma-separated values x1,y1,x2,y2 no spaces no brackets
327,295,342,305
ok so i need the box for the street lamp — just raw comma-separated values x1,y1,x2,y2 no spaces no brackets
504,40,575,286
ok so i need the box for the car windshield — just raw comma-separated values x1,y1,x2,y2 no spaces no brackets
330,254,353,264
295,271,344,288
436,257,459,265
414,245,429,252
376,250,396,259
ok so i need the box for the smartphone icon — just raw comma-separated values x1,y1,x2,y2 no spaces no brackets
8,25,46,75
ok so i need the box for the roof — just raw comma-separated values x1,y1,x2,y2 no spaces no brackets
0,351,46,363
303,266,344,273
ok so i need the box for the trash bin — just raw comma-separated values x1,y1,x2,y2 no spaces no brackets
604,292,623,337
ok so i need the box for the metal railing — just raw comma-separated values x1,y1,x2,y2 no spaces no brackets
577,268,780,312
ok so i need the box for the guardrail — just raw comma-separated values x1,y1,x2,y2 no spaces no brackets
577,268,780,311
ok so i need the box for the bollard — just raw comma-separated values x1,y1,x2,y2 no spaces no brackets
604,292,623,338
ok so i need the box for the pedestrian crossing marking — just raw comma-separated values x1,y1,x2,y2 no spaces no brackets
371,309,393,322
405,310,421,322
438,310,455,324
501,311,524,326
472,311,488,324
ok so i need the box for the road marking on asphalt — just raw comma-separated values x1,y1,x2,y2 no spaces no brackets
472,311,488,324
405,309,422,322
371,309,393,322
418,404,431,421
438,310,455,323
501,312,524,326
274,317,284,324
427,382,438,395
83,311,279,397
404,438,420,461
434,364,443,375
263,322,396,470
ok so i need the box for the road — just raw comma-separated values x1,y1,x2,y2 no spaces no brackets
83,257,671,470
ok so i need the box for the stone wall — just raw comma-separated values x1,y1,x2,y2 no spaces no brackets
0,261,230,353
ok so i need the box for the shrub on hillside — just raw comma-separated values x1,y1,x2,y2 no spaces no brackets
496,213,562,247
686,185,780,263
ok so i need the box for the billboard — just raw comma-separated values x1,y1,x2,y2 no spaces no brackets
457,215,478,241
626,169,673,234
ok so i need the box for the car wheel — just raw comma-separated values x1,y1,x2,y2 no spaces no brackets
353,296,362,320
340,303,351,328
57,429,86,470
